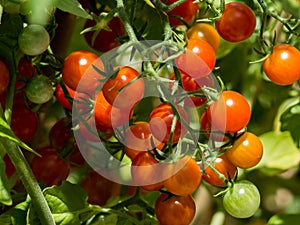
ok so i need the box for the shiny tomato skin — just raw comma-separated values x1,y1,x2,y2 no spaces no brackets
263,44,300,85
31,147,70,186
164,156,202,196
131,152,164,191
215,2,256,42
155,193,196,225
175,38,216,79
94,91,132,129
207,91,251,133
125,121,164,160
55,83,75,110
164,0,199,26
11,104,38,142
102,66,144,109
225,132,263,169
82,170,121,206
202,154,237,187
187,23,220,51
62,50,103,92
84,16,125,53
0,60,10,95
149,103,189,143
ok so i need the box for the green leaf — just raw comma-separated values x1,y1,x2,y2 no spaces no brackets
28,181,101,225
0,156,12,205
54,0,92,19
144,0,155,8
0,200,30,225
253,131,300,176
268,214,300,225
281,0,300,19
0,13,23,48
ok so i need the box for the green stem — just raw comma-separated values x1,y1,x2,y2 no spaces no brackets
3,140,55,225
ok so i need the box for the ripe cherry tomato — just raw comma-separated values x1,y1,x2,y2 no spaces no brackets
164,0,199,26
82,170,121,205
62,50,103,92
0,60,10,95
175,38,216,79
263,44,300,85
3,154,16,179
125,121,164,160
31,147,70,186
84,16,125,53
223,180,260,218
18,24,50,56
149,103,189,143
155,193,196,225
11,104,38,142
187,23,220,51
225,132,263,169
170,71,215,107
163,156,202,196
202,154,237,187
131,152,164,191
207,90,251,133
55,83,75,110
94,91,133,129
102,66,144,109
16,57,36,90
215,2,256,42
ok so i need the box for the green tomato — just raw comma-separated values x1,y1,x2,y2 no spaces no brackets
223,180,260,218
18,24,50,56
26,75,54,104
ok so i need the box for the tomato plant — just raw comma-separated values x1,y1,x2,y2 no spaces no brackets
215,2,256,42
263,44,300,85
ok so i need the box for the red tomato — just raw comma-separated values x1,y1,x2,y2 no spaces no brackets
164,0,199,26
131,152,164,191
175,38,216,79
62,50,103,92
149,103,189,143
202,154,237,187
155,193,196,225
82,170,121,205
0,60,10,95
55,83,75,110
263,44,300,85
84,16,125,53
215,2,256,42
11,104,38,142
187,23,220,51
124,121,164,160
170,71,215,107
3,154,16,179
163,156,202,196
94,91,133,129
207,91,251,133
16,57,36,90
102,66,145,109
31,147,70,186
225,132,263,169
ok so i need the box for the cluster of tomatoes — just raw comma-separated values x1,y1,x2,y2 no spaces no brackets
1,0,300,224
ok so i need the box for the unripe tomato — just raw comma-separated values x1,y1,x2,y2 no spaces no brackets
124,121,164,160
263,44,300,85
25,75,54,104
202,154,237,187
207,91,251,133
0,60,10,95
175,38,216,79
187,23,220,51
155,193,196,225
102,66,144,109
164,0,199,26
149,103,189,143
131,152,164,191
18,24,50,56
223,180,261,218
62,50,102,92
225,132,263,169
163,156,202,196
215,2,256,42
